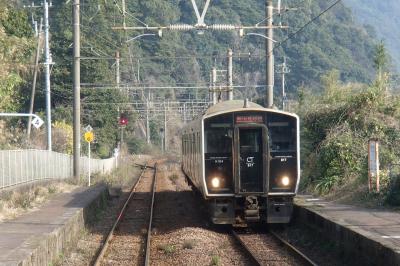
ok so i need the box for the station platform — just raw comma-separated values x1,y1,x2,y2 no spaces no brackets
0,185,107,266
294,195,400,265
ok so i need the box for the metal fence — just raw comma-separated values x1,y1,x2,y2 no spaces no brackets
0,150,116,189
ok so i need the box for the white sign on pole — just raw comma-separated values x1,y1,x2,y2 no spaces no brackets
31,117,44,129
84,125,93,132
368,139,380,192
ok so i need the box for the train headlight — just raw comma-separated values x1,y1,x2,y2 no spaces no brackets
281,176,290,186
211,177,221,188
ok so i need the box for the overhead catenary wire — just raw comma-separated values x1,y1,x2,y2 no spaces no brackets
273,0,343,54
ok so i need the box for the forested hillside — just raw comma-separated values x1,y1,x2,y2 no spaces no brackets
46,0,378,99
1,0,381,154
344,0,400,71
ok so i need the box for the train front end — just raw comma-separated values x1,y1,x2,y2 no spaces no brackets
202,101,299,224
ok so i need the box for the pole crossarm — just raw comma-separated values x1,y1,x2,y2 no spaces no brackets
111,24,288,31
0,113,42,120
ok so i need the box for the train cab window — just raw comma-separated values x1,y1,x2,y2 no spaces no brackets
204,114,234,194
240,130,261,153
267,115,297,153
205,129,233,154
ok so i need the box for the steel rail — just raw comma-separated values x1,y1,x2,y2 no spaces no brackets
269,230,318,266
144,163,158,266
93,163,149,266
232,229,318,266
231,229,263,266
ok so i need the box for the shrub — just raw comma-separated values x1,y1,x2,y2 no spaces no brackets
158,244,176,255
210,255,221,266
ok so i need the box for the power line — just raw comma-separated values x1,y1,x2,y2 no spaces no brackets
274,0,343,53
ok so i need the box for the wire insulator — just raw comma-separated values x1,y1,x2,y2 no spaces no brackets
209,24,236,30
168,24,194,31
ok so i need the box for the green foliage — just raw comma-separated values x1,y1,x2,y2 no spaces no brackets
210,255,221,266
158,244,176,255
4,0,382,154
0,8,32,38
385,176,400,206
374,41,389,74
300,73,400,199
0,2,33,113
126,136,147,154
0,73,23,112
96,144,111,159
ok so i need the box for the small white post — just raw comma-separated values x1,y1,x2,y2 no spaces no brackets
88,142,91,186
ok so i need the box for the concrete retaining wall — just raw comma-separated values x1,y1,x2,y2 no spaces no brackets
0,185,109,266
293,204,400,266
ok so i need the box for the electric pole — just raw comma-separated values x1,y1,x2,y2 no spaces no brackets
44,0,52,150
227,48,233,100
115,50,120,88
73,0,81,179
27,18,43,139
212,67,217,105
277,57,290,111
146,98,150,144
266,0,275,108
164,104,167,152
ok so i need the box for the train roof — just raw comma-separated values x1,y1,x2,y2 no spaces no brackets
204,100,264,116
203,100,298,118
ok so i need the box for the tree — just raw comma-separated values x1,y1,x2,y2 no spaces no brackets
373,41,389,83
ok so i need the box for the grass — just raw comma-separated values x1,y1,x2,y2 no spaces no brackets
210,255,221,266
48,185,57,194
12,192,33,209
158,244,176,255
168,174,179,185
0,182,77,221
92,157,140,188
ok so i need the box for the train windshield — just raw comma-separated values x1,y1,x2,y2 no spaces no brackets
205,128,232,153
268,119,297,153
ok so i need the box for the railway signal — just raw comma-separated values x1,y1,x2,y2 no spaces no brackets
119,116,128,126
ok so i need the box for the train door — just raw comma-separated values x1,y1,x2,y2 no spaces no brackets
235,126,268,193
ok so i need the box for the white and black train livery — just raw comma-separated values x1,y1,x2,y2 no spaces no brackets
182,100,300,224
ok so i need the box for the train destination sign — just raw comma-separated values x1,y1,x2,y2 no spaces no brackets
236,115,263,123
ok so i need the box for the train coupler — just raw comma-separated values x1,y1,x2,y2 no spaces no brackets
244,196,260,222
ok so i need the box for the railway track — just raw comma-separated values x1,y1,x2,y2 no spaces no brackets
232,228,317,266
93,162,158,266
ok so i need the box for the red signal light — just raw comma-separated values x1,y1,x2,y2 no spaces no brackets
119,117,128,126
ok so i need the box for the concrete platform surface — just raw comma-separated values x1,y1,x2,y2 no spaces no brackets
0,185,107,266
295,195,400,265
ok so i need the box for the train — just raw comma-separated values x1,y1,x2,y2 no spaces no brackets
181,100,300,225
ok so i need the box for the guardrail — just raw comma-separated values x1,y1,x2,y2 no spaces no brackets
0,150,116,189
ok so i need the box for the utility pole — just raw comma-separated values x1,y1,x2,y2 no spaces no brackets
146,99,150,144
44,0,52,150
115,51,120,88
277,57,290,111
73,0,81,179
27,18,43,139
164,104,167,152
266,0,275,108
227,48,233,101
183,103,187,123
212,67,217,105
